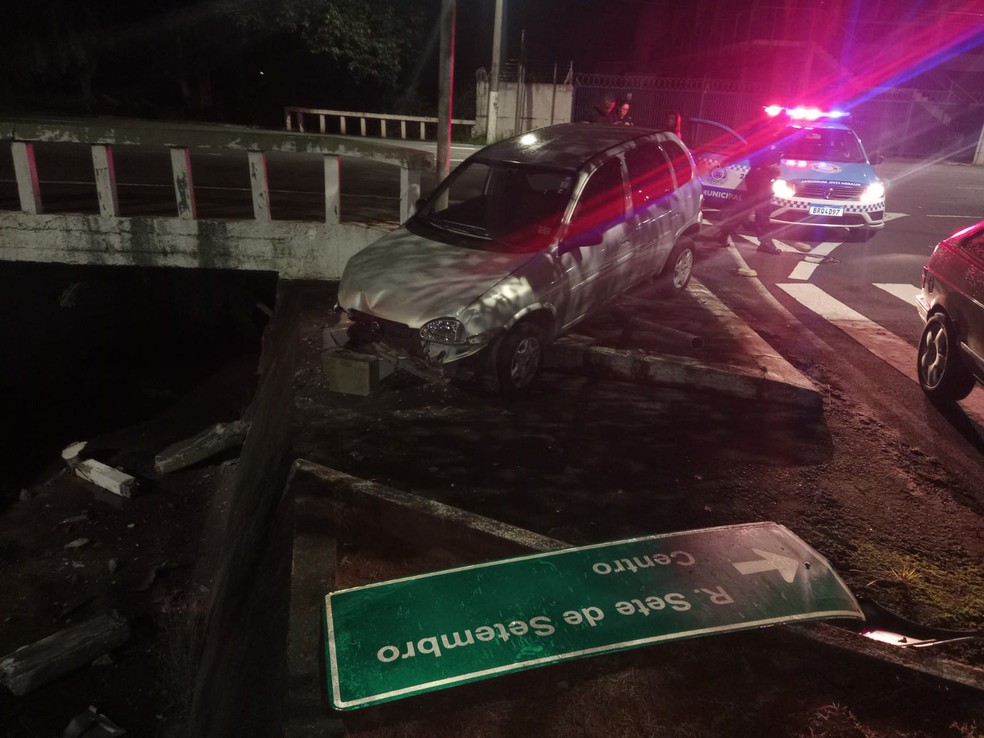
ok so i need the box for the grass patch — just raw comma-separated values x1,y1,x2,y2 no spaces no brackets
851,541,984,628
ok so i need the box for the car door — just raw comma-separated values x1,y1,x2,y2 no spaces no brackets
624,140,675,276
658,139,699,268
554,156,630,331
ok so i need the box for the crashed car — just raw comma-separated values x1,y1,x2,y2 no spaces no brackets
695,106,886,242
916,219,984,401
336,122,703,395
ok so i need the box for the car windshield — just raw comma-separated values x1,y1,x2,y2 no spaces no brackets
417,160,575,253
780,127,866,163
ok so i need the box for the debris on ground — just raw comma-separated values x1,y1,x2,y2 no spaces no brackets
0,612,130,696
153,419,249,474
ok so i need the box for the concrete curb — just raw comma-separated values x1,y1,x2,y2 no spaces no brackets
545,279,822,411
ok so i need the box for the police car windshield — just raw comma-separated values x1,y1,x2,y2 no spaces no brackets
781,127,866,164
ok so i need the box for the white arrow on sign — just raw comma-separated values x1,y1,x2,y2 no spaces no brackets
733,549,800,583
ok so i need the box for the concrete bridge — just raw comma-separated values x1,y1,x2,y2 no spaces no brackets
0,118,436,280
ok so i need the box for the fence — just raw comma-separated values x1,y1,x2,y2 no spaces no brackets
284,107,476,141
571,73,984,162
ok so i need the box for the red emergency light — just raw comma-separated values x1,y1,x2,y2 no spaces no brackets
764,105,850,121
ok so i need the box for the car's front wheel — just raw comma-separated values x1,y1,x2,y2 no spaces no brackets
656,237,695,295
917,312,976,401
489,321,544,396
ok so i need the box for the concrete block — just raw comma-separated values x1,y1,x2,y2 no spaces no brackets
75,459,136,498
321,349,395,396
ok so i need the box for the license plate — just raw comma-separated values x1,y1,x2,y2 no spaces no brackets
809,204,844,217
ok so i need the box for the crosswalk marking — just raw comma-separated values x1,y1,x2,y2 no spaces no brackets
776,282,984,431
873,283,921,307
788,242,844,281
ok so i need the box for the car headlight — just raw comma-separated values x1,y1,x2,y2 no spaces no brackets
420,317,465,344
861,182,885,203
772,179,796,199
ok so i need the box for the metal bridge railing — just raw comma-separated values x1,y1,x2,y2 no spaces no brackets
284,106,476,141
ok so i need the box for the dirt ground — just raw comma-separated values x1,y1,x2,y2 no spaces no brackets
2,273,984,737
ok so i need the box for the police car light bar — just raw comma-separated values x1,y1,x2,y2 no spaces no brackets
764,105,850,121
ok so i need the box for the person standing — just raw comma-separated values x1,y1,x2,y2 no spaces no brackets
590,95,617,125
717,119,784,254
664,110,683,139
613,100,634,126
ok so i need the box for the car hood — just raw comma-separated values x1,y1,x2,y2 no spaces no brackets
337,227,538,328
779,160,879,185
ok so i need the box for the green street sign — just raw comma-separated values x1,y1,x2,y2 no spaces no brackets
324,522,863,710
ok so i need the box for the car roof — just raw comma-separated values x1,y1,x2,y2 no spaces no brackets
472,123,673,170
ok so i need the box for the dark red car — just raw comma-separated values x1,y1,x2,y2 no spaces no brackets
916,220,984,401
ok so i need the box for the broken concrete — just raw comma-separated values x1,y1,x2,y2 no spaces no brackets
153,419,249,474
0,612,130,696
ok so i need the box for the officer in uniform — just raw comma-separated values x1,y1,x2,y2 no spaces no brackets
717,115,785,254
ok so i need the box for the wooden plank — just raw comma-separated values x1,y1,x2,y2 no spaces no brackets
154,419,249,474
0,612,130,696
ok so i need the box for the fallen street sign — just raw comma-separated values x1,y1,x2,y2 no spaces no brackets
324,522,863,710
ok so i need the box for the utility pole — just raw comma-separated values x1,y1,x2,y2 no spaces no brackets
486,0,504,144
437,0,455,186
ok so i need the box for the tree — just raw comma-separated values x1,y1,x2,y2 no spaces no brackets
221,0,431,87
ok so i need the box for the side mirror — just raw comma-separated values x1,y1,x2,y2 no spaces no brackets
870,153,884,165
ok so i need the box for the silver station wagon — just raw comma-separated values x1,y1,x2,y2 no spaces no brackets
337,122,703,394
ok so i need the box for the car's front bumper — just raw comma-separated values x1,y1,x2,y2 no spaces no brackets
343,309,488,367
771,197,885,230
915,293,931,323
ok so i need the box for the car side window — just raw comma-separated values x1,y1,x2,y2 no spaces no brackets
661,140,693,187
570,158,626,234
624,142,672,207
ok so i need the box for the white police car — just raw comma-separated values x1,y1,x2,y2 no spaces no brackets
696,106,886,242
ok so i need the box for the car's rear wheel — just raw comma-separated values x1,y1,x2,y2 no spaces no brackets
656,237,695,295
488,321,544,396
917,312,976,401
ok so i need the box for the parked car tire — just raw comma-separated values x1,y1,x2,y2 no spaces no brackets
656,237,695,295
917,312,976,401
489,320,544,396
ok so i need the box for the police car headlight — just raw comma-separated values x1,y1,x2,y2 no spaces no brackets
861,182,885,203
772,179,796,199
420,317,465,344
